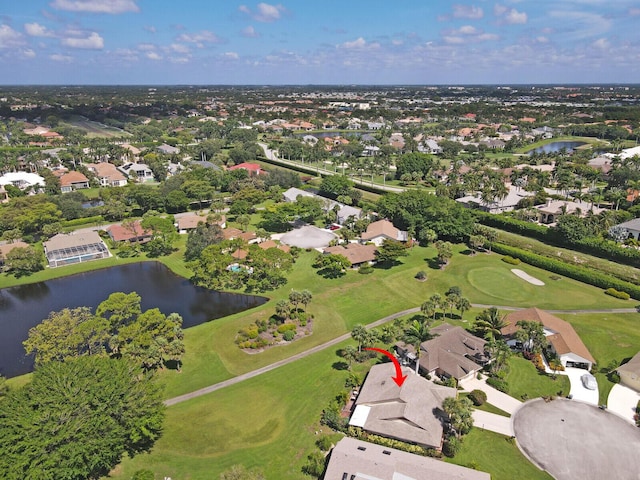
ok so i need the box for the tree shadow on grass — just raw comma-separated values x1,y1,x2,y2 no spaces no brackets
460,248,473,256
425,257,442,270
332,361,349,371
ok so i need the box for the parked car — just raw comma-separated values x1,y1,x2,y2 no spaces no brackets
581,373,597,390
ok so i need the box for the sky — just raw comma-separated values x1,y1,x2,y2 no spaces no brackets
0,0,639,85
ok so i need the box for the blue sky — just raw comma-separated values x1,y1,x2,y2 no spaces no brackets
0,0,639,85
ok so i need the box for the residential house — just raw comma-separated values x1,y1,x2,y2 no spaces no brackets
222,227,258,243
0,241,29,266
282,187,363,225
86,162,128,187
323,243,377,267
257,240,290,253
502,307,596,370
455,186,534,214
617,352,640,391
389,133,405,150
349,363,457,450
535,200,604,224
43,231,110,267
421,139,442,154
323,437,490,480
57,171,90,193
360,220,408,246
118,163,154,182
228,162,266,176
107,222,153,244
282,187,315,203
480,138,506,150
611,218,640,241
397,325,489,384
157,143,180,155
0,172,45,191
175,213,226,234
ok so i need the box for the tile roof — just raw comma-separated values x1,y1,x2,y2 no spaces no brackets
502,307,595,364
107,222,152,242
324,243,377,265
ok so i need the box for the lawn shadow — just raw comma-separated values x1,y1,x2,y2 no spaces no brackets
425,257,442,270
332,361,349,371
460,249,473,256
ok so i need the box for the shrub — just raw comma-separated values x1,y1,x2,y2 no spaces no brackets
486,376,509,393
282,330,295,341
316,435,332,452
501,255,521,265
415,270,427,280
277,323,297,334
468,389,487,406
359,264,374,274
607,371,621,384
532,353,546,372
605,288,630,300
62,215,104,228
442,435,462,458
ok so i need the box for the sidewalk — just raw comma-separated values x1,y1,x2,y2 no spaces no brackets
462,376,522,414
472,410,514,437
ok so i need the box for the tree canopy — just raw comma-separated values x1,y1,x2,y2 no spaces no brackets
0,356,164,480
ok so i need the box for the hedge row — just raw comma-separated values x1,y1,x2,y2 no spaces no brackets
491,242,640,300
474,211,640,267
473,211,549,240
62,215,104,228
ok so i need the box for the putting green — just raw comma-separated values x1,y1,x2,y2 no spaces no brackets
467,267,539,303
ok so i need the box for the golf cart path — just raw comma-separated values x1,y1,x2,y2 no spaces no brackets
164,304,637,406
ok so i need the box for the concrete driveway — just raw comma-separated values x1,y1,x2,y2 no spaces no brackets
514,398,640,480
462,376,522,414
565,367,599,405
608,384,640,424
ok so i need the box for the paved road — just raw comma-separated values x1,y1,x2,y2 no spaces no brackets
258,142,406,193
164,304,637,406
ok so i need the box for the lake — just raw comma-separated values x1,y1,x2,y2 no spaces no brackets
0,262,267,378
529,141,587,154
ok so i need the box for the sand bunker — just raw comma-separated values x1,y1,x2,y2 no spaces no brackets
511,268,545,286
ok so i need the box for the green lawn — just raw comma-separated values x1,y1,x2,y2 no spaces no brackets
504,356,570,400
558,312,640,405
445,429,553,480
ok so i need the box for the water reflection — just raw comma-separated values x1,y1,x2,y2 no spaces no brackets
0,262,267,378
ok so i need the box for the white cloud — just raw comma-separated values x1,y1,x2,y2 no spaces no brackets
443,36,465,44
458,25,478,35
176,30,222,44
169,56,190,64
49,0,139,14
592,37,609,49
144,26,156,33
137,43,156,51
339,37,379,49
146,51,161,60
495,4,527,24
536,36,549,43
169,43,190,54
50,53,73,62
242,25,260,38
61,32,104,49
452,4,484,19
504,8,527,24
239,3,286,23
549,10,612,39
0,24,25,48
223,51,239,60
22,48,36,58
25,23,55,38
392,39,404,46
477,33,499,41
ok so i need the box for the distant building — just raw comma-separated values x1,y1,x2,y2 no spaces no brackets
360,220,408,246
86,162,128,187
228,162,266,176
107,222,153,244
617,352,640,392
0,172,45,191
118,163,154,182
323,437,491,480
157,143,180,155
323,243,377,267
0,241,30,266
57,171,90,193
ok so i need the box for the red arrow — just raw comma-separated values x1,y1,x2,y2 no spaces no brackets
364,347,408,387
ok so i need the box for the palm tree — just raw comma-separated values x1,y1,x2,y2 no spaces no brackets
351,324,369,353
300,290,312,311
474,307,507,340
456,297,471,319
341,345,358,370
402,319,435,374
275,299,290,321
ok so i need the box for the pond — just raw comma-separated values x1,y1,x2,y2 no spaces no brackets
0,262,267,378
294,131,372,139
528,141,587,154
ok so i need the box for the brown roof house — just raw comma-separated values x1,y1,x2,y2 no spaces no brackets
58,171,90,193
323,437,490,480
349,363,457,450
324,243,377,267
175,213,226,234
43,231,110,267
0,241,29,266
86,162,128,187
107,222,153,244
397,325,489,384
360,220,408,246
617,352,640,392
502,307,596,370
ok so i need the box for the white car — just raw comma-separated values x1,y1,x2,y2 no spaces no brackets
581,373,598,390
